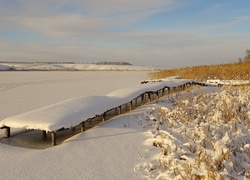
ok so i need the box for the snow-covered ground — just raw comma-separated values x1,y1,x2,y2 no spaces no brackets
0,71,249,179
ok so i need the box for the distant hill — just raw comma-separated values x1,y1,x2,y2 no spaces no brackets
96,61,132,66
0,62,157,71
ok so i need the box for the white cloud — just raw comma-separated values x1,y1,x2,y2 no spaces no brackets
8,15,103,37
81,0,179,16
2,0,184,38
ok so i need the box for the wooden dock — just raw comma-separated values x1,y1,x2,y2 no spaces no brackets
1,80,207,146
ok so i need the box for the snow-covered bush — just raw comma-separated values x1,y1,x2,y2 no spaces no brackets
136,86,250,179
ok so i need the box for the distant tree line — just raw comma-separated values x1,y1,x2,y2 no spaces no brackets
96,61,132,66
34,62,75,64
238,49,250,63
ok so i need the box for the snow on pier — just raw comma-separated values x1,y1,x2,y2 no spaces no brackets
0,78,196,145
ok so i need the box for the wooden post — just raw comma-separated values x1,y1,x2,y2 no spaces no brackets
81,122,85,132
168,87,171,95
141,94,144,105
118,106,121,114
162,88,165,96
4,127,10,138
42,130,47,141
102,112,106,122
130,101,133,111
51,132,56,146
148,92,151,102
156,91,159,102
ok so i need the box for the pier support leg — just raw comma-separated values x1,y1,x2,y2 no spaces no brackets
51,132,56,146
168,88,171,95
102,112,106,122
162,88,165,96
81,122,85,132
148,93,151,102
3,127,10,138
141,94,144,105
118,106,121,115
42,130,47,141
130,101,133,111
156,91,159,102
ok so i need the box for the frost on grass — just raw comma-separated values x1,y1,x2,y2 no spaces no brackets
135,86,250,180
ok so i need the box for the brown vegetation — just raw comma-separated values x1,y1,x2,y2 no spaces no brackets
150,50,250,81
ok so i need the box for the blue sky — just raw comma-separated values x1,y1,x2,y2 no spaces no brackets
0,0,250,68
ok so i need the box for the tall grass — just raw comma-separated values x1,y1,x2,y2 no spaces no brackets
149,61,250,82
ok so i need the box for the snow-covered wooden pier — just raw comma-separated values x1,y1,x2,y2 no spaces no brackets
0,79,202,146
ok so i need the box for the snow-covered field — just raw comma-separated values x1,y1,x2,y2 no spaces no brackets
0,71,249,179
